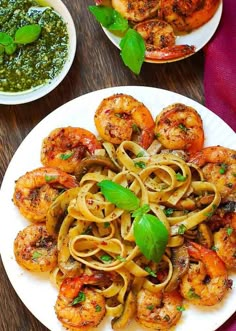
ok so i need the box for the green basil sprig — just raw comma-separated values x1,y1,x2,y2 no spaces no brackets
98,180,168,263
88,5,145,74
0,24,41,60
98,180,140,211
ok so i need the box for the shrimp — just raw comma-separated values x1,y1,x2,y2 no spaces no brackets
180,241,230,306
14,223,57,272
55,274,106,331
134,19,195,61
13,167,78,222
41,127,102,174
136,289,183,330
158,0,221,34
111,0,160,22
189,146,236,202
94,93,155,149
155,103,204,155
213,212,236,270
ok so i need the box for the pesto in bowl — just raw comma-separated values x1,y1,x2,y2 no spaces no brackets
0,0,76,103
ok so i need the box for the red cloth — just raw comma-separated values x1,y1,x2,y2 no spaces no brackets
217,312,236,331
204,0,236,132
204,2,236,330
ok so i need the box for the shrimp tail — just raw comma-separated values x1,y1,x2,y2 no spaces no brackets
187,241,227,277
145,44,196,61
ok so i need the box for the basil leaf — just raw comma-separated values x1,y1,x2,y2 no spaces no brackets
5,43,17,55
133,214,168,263
14,24,41,44
120,28,145,75
0,45,4,55
132,204,150,220
0,32,13,46
98,180,140,211
89,6,128,32
89,6,114,27
108,10,129,32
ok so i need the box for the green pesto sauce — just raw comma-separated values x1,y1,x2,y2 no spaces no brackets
0,0,69,92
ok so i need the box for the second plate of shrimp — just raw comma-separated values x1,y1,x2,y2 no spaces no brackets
0,86,235,331
98,0,223,63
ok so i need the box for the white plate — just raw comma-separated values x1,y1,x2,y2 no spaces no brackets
103,1,223,63
0,86,235,331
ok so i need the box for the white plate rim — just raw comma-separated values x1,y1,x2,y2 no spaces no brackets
0,85,235,331
102,1,223,63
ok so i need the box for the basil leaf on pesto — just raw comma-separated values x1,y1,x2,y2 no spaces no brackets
14,24,41,44
120,28,145,75
0,32,13,46
4,43,17,55
98,180,140,211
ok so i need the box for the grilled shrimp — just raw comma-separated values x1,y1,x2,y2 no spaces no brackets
94,93,155,149
155,103,204,155
158,0,221,34
14,223,57,272
213,212,236,270
55,274,106,331
134,19,195,61
13,167,78,222
189,146,236,202
111,0,160,22
180,241,230,306
136,289,183,330
41,127,102,174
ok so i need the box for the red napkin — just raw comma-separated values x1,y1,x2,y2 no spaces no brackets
204,0,236,132
204,2,236,330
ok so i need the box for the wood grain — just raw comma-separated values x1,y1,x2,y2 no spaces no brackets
1,1,233,331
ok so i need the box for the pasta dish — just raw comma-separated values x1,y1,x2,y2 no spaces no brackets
13,93,236,331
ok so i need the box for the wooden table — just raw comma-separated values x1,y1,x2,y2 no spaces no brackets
0,1,234,330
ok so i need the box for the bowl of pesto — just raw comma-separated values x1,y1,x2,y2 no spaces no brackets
0,0,76,104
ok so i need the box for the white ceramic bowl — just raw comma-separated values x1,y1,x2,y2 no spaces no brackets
0,0,76,105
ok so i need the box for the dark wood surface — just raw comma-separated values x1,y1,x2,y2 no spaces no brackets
0,1,234,331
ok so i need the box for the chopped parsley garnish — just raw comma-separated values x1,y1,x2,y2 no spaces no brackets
146,304,154,310
136,151,145,158
219,163,228,174
71,291,86,305
211,245,218,251
95,304,102,312
45,175,57,182
227,227,233,236
178,224,187,235
32,251,42,260
116,255,126,262
164,208,174,217
178,123,189,132
100,254,113,263
176,173,187,181
204,204,217,218
132,123,141,133
163,314,170,321
60,152,74,160
134,161,146,169
187,288,201,299
176,305,185,312
144,266,157,277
